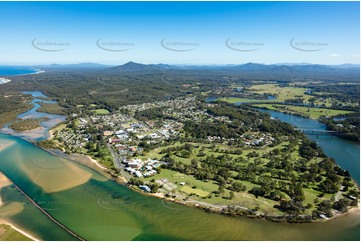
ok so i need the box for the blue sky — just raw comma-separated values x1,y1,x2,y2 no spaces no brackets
0,1,359,65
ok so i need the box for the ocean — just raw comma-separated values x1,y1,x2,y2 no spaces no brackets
0,66,39,76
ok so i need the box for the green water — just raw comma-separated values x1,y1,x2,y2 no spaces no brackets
0,185,75,240
0,133,359,240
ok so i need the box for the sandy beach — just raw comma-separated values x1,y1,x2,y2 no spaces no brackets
86,155,107,170
0,78,11,84
84,155,129,184
35,70,45,75
0,173,11,207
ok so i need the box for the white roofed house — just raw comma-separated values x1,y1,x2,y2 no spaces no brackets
117,133,129,140
128,159,142,169
135,171,143,177
149,133,160,139
115,130,126,135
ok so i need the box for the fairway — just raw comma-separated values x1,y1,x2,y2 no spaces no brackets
142,169,219,194
93,109,110,115
180,186,210,197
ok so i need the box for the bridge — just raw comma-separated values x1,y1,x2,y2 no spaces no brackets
296,128,341,137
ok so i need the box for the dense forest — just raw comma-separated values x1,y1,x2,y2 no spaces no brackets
319,116,360,142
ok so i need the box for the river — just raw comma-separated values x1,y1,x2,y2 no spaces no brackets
0,91,66,142
0,93,359,240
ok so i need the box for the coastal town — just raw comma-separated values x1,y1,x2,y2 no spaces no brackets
40,93,359,222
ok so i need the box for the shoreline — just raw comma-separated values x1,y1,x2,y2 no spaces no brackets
2,112,360,225
3,69,44,77
0,172,39,241
6,132,361,224
83,147,359,223
80,152,361,223
0,220,40,241
0,68,45,85
321,203,360,223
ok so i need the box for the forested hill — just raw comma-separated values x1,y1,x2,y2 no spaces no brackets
107,62,359,81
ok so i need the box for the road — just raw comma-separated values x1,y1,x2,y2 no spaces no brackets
106,143,123,169
335,186,345,201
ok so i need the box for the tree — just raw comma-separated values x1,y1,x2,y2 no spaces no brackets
149,183,160,193
317,200,333,217
333,199,350,213
230,181,244,192
190,159,199,168
292,183,305,202
218,185,225,195
319,178,339,194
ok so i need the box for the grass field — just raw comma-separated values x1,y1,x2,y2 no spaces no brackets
143,169,219,194
92,109,110,115
0,224,31,241
144,169,282,214
247,84,314,102
219,84,314,104
180,186,210,197
221,83,358,112
138,140,315,214
254,104,353,119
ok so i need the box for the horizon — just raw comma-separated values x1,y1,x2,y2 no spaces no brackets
0,61,360,67
0,1,359,65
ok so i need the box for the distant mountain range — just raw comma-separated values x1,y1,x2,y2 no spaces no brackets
110,61,359,71
107,62,359,80
31,61,360,70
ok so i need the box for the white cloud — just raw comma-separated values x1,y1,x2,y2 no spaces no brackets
329,54,340,57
